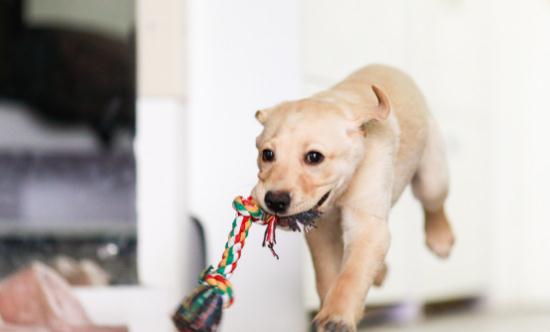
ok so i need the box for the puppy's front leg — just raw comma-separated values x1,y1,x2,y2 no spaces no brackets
306,209,344,303
314,136,394,332
313,210,390,332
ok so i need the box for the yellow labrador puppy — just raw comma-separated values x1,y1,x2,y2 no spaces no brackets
252,64,454,332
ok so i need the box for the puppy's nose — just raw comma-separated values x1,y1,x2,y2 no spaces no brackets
265,191,291,213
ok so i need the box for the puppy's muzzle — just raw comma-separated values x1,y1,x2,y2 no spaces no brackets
265,191,291,213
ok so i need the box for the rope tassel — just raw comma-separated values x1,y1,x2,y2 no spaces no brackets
173,196,279,332
262,215,279,259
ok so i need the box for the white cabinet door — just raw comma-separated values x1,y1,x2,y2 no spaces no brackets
302,0,492,309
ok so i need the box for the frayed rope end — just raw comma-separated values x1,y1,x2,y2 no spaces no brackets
172,284,224,332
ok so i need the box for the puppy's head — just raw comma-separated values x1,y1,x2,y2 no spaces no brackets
252,85,390,226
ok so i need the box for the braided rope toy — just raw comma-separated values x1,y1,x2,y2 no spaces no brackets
172,196,280,332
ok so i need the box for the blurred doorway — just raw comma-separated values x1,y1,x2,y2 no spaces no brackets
0,0,137,286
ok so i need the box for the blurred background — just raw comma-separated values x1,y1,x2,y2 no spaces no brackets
0,0,137,288
0,0,549,331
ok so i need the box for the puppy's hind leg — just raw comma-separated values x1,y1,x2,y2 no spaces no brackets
373,262,388,287
412,117,454,259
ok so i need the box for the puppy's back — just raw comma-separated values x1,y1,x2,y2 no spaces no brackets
338,64,432,200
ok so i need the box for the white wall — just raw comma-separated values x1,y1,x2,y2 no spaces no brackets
488,0,550,307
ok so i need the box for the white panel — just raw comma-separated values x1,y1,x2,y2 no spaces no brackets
486,0,550,307
136,98,193,306
137,0,187,97
515,0,550,305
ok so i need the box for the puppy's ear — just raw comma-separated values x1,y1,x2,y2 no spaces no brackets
370,85,391,121
353,85,391,126
255,108,272,125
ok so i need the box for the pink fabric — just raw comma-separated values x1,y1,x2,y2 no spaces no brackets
0,263,127,332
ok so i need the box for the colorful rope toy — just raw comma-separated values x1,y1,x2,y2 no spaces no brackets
172,196,281,332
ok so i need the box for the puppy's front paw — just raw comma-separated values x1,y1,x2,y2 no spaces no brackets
313,319,354,332
313,311,355,332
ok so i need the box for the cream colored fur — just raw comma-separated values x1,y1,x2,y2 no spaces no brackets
252,65,454,332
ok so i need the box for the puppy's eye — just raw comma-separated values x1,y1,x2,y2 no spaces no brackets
305,151,324,165
262,149,275,162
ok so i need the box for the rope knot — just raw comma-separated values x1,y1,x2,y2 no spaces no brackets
200,266,234,307
232,196,264,221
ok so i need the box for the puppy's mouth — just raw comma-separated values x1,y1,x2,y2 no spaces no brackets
274,191,331,232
